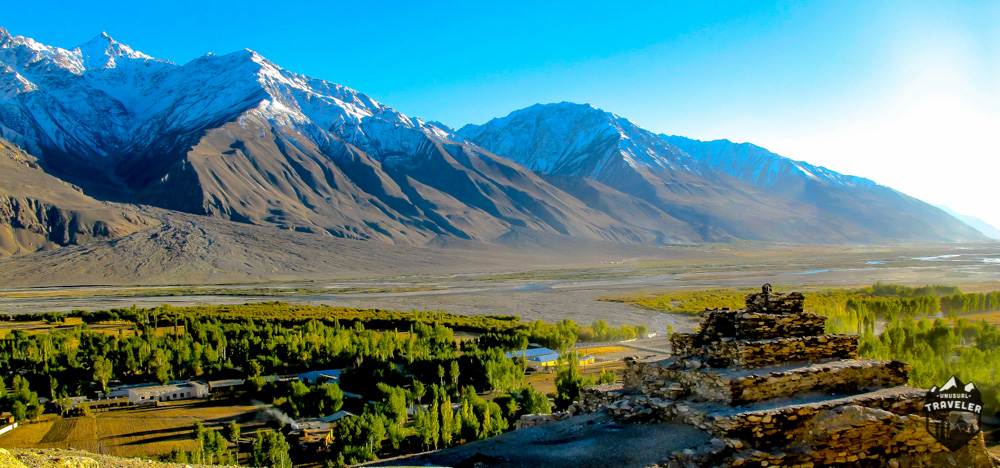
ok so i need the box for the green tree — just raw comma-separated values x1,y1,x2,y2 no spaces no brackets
414,407,438,450
377,383,408,424
440,395,454,448
458,398,479,441
151,349,171,384
518,386,552,415
193,422,207,464
412,380,426,405
449,360,460,395
597,366,617,384
555,352,591,410
386,421,406,450
251,430,292,468
93,356,113,393
56,393,74,415
11,401,27,422
227,420,242,459
226,420,241,442
480,401,508,438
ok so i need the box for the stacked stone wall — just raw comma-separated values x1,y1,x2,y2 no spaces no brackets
583,372,925,447
602,286,997,467
624,358,910,405
728,359,908,404
712,334,859,369
662,412,996,468
744,286,804,313
671,334,859,369
670,333,698,358
715,392,924,448
699,310,827,340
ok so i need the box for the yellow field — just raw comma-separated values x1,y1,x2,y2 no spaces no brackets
0,318,184,339
954,311,1000,326
0,401,259,459
576,346,625,356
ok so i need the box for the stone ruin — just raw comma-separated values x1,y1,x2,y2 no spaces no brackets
567,284,998,467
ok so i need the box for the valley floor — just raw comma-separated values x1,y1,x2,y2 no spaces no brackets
2,242,998,326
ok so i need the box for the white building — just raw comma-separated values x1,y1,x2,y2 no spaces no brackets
127,381,209,404
104,382,160,399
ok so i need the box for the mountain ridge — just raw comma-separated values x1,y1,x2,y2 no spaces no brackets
460,102,986,244
0,29,988,253
2,29,669,246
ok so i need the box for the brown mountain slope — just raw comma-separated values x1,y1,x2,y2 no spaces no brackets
460,103,988,244
121,114,683,246
0,139,152,256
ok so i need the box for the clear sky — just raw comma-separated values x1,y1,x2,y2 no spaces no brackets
5,1,999,229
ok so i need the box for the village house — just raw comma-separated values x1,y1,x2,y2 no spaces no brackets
505,347,595,368
126,381,209,404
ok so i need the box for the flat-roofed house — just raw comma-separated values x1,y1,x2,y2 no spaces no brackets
298,369,342,385
127,381,209,404
505,347,595,368
208,379,245,393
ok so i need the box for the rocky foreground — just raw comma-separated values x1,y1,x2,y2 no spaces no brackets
378,286,1000,468
0,448,228,468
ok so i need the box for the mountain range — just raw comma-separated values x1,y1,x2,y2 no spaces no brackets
0,28,987,262
933,205,1000,240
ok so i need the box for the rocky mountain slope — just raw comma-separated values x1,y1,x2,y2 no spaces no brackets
0,138,150,255
459,103,986,244
0,29,666,246
662,135,981,243
0,28,987,247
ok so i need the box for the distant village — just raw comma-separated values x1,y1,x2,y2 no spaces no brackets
6,343,603,449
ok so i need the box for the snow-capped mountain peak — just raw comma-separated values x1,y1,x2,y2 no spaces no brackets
0,30,451,165
457,102,691,180
0,30,987,246
661,135,879,191
75,31,154,70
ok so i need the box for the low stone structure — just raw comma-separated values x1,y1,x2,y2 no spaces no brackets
567,284,998,468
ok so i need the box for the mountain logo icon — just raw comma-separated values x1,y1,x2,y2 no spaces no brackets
923,375,984,451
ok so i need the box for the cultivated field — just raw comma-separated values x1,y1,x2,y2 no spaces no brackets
956,311,1000,326
0,317,177,339
0,401,260,459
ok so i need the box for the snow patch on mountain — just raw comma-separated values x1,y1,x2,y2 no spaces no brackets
662,135,879,191
0,28,451,167
457,102,694,181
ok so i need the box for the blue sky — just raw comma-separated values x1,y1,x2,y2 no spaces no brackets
5,1,1000,229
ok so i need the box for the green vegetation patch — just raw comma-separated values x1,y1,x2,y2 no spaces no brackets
600,289,751,314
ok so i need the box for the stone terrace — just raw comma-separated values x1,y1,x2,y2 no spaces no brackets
568,284,997,467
